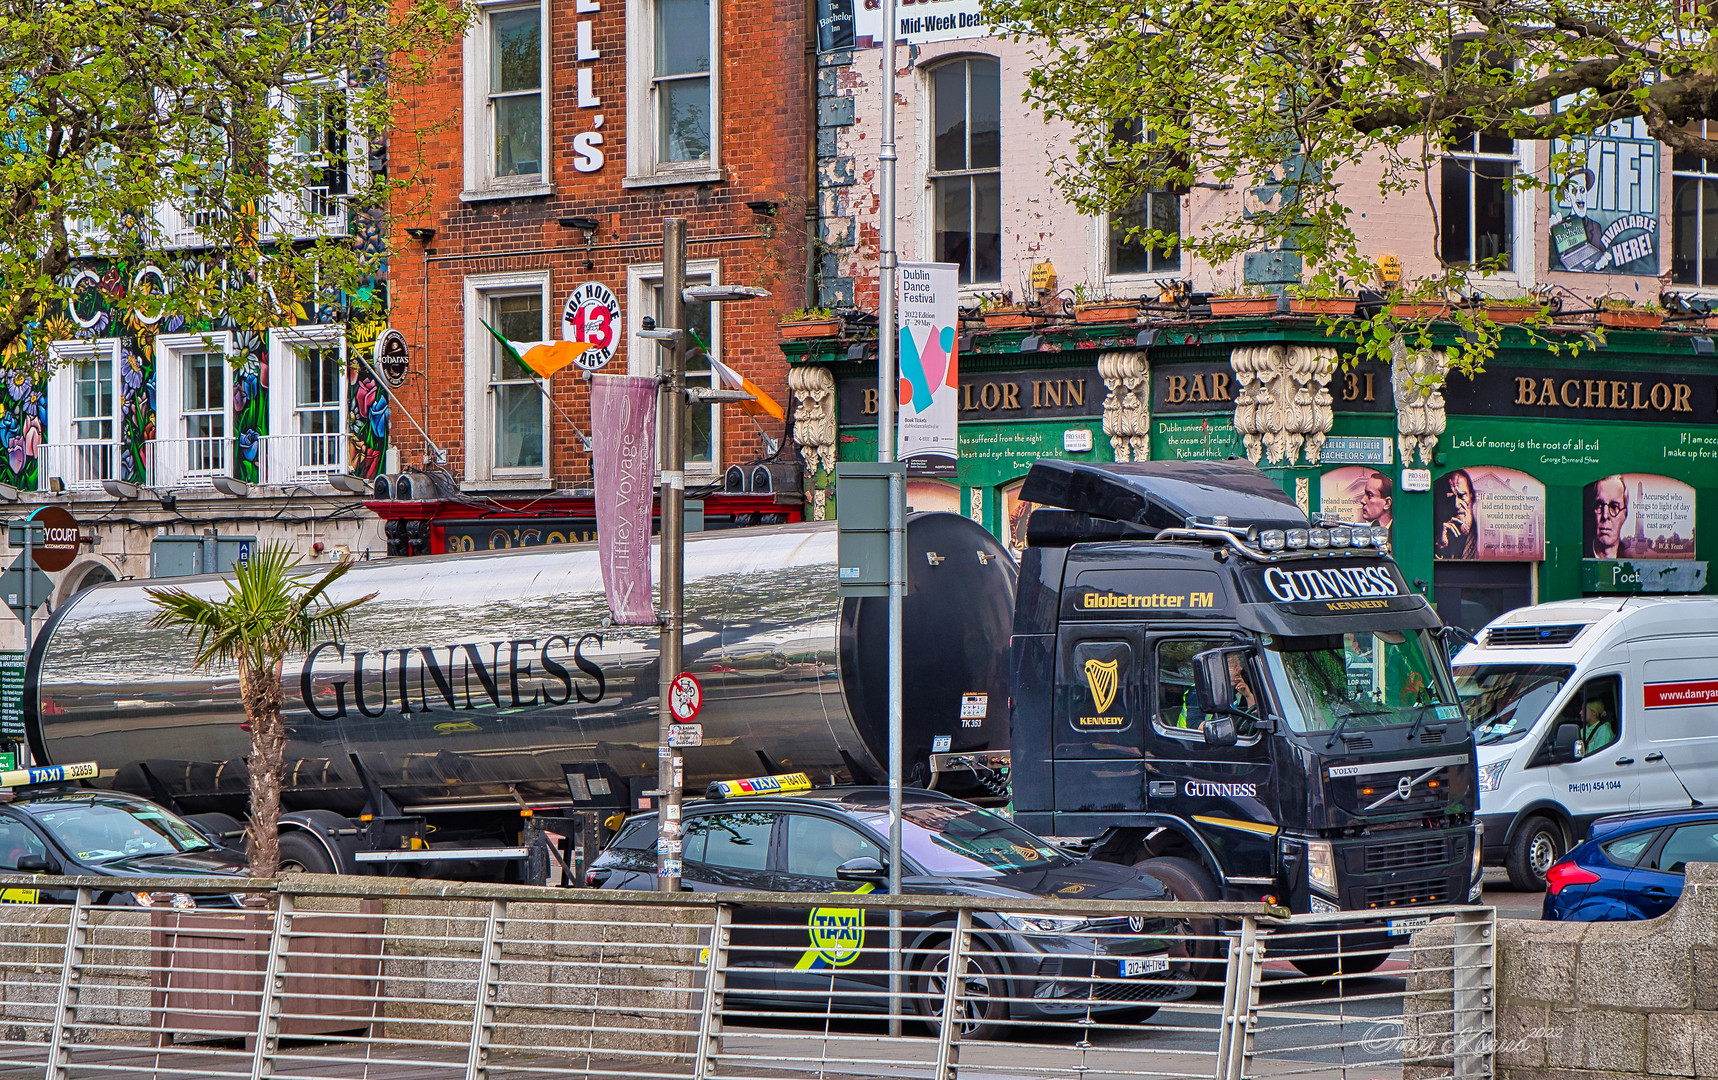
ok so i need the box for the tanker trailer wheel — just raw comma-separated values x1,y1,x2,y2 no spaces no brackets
1289,947,1391,979
1132,857,1221,988
278,832,338,875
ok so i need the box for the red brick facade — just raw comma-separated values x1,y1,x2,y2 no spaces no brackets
388,0,812,491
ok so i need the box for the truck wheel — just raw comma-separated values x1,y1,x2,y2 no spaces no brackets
1133,857,1221,986
278,832,338,875
1505,816,1564,892
1291,948,1391,979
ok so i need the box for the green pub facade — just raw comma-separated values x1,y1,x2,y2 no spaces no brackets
784,316,1718,630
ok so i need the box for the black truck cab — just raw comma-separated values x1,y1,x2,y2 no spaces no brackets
1006,460,1480,962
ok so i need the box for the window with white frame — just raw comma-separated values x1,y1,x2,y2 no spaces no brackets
46,340,122,490
463,271,552,483
627,0,720,179
1103,119,1181,279
155,333,235,486
1673,123,1718,287
285,83,350,230
928,57,1001,285
462,0,550,198
628,261,720,469
1441,129,1517,270
268,328,348,485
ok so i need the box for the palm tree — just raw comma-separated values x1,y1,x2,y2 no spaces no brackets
146,543,375,877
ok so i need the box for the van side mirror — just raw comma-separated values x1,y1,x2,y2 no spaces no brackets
1551,723,1581,764
1203,715,1238,748
835,856,887,881
16,854,59,875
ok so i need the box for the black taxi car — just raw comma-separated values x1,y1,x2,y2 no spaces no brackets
0,784,248,906
587,782,1190,1037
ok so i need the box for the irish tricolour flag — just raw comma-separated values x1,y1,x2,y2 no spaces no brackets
480,320,593,379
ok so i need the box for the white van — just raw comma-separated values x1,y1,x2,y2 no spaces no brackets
1453,597,1718,890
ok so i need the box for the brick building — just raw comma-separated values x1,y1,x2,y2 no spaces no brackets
381,0,817,551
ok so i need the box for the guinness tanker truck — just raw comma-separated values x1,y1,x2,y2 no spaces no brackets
23,460,1479,950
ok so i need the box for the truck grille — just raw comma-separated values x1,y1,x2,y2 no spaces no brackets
1363,881,1449,909
1364,837,1448,874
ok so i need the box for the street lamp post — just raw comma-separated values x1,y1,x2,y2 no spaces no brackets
647,217,768,892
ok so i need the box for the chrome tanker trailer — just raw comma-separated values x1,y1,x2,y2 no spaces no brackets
24,515,1016,877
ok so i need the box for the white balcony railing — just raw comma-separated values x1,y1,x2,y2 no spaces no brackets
257,432,348,486
39,441,122,491
147,435,231,490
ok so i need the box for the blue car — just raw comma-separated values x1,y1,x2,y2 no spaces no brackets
1543,808,1718,922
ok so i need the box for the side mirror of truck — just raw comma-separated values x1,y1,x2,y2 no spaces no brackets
835,856,887,881
1193,646,1256,719
1203,715,1238,748
16,854,59,875
1551,722,1582,764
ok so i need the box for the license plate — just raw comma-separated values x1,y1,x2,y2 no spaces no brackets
1387,916,1430,936
1121,956,1170,977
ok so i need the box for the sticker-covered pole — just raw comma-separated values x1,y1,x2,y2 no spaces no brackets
657,217,688,893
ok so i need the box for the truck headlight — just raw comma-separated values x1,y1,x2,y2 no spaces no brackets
1000,912,1088,934
1477,760,1507,793
1306,840,1337,897
1308,894,1339,915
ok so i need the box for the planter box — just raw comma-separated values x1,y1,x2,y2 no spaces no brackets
1209,297,1279,316
1391,302,1453,320
1073,302,1138,324
982,310,1041,329
1598,309,1664,329
1289,297,1358,316
151,907,382,1046
1484,306,1543,324
779,320,841,339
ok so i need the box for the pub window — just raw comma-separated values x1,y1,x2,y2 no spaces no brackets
1105,118,1181,277
1441,128,1516,269
928,57,1001,285
1672,123,1718,287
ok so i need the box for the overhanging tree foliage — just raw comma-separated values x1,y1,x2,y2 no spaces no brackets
0,0,467,359
986,0,1704,291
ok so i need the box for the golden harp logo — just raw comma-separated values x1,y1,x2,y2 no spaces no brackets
1084,658,1120,713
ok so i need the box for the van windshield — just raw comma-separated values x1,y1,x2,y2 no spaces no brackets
1453,664,1575,745
1262,630,1460,734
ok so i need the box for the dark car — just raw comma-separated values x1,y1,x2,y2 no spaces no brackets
588,786,1191,1037
0,786,249,906
1543,807,1718,922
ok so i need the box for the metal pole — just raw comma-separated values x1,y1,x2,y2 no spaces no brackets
657,217,688,892
876,0,905,1036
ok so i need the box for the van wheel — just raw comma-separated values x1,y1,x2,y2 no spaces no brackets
1132,857,1221,986
278,832,338,875
1505,816,1564,892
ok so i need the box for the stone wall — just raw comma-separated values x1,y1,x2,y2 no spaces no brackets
1407,862,1718,1080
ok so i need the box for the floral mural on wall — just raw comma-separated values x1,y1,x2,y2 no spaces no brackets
0,258,388,491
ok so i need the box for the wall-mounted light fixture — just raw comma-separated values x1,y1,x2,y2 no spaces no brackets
1135,328,1161,349
405,227,436,242
1019,334,1043,353
101,479,141,500
1694,336,1715,356
210,476,251,498
746,200,779,217
46,476,65,494
327,474,369,495
559,216,600,232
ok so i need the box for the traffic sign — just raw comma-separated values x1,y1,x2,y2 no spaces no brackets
0,563,53,620
668,672,703,722
13,505,80,572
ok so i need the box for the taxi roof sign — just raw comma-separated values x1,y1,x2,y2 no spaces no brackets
706,772,813,800
0,761,98,789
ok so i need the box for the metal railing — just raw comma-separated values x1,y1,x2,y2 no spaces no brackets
0,874,1493,1080
38,442,120,492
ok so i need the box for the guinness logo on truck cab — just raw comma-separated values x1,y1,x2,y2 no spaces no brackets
1261,566,1401,604
1084,658,1120,713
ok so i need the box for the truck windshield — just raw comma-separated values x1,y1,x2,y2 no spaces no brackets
1453,664,1575,745
31,799,214,865
1263,630,1459,734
